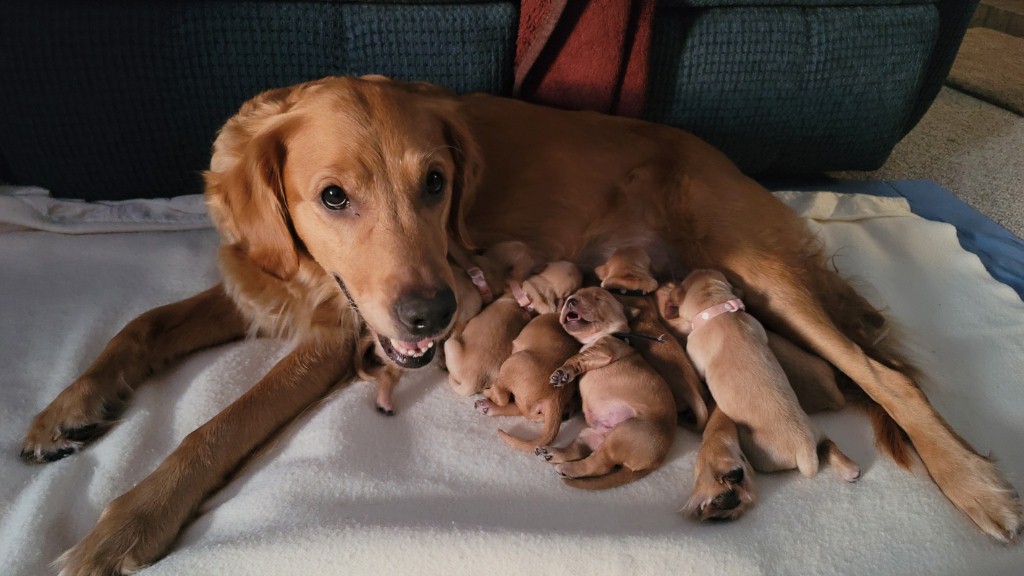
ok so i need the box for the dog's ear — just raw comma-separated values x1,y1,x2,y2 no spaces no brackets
434,101,482,251
205,86,303,280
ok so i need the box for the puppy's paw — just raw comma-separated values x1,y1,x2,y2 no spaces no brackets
601,274,659,295
535,446,571,464
550,366,577,388
684,463,757,522
474,398,494,415
21,376,128,463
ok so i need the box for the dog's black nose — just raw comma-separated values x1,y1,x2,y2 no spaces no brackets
395,287,456,336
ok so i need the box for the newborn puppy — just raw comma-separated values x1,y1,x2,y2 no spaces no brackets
445,261,582,396
356,241,542,415
475,313,581,451
657,282,846,415
596,247,709,430
538,287,676,489
448,240,545,338
666,269,861,481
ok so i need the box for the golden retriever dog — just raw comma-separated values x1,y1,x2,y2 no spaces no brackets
668,270,861,514
539,287,676,489
475,313,581,451
445,260,581,396
19,75,1020,574
596,247,709,430
355,240,542,415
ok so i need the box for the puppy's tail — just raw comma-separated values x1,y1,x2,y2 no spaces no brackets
561,466,654,490
499,398,562,452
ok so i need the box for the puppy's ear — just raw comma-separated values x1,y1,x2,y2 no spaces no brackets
435,101,482,251
206,86,302,280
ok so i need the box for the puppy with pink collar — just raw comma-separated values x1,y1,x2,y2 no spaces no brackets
664,269,860,514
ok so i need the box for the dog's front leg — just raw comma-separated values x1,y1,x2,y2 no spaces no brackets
550,338,624,387
56,332,355,576
22,285,246,462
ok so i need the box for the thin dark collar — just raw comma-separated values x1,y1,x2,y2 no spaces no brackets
611,332,665,345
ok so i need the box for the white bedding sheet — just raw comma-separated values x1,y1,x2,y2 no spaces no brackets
1,186,1022,576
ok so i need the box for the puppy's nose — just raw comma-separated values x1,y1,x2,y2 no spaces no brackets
565,297,578,309
395,287,456,336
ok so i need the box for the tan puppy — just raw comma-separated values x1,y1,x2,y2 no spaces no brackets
538,287,676,489
667,269,861,481
475,313,581,451
355,241,542,415
596,247,709,430
444,261,582,396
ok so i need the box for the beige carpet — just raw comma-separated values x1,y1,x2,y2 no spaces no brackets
833,86,1024,240
947,28,1024,115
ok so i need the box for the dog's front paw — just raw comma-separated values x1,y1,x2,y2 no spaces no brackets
56,485,183,576
684,462,757,522
550,366,577,388
21,376,129,463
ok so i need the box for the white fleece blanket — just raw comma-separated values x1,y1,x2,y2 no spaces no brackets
1,185,1022,576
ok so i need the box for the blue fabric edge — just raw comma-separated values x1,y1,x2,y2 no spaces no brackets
762,179,1024,301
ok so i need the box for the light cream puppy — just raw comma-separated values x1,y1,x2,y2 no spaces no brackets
667,269,861,482
539,287,676,490
444,261,582,396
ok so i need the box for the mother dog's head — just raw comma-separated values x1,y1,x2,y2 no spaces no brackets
205,76,480,368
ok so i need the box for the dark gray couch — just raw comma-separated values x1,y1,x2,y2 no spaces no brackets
0,0,976,200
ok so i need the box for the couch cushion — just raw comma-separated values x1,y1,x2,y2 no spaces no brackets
0,1,517,200
645,3,940,174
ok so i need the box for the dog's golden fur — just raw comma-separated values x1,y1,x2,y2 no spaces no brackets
19,75,1021,575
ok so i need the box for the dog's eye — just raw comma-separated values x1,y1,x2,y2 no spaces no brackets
320,185,350,210
424,170,445,197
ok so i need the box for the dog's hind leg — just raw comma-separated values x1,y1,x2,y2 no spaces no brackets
21,285,246,463
685,407,756,521
56,327,357,576
749,266,1023,542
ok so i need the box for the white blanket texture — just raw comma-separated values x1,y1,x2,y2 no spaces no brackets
1,185,1022,576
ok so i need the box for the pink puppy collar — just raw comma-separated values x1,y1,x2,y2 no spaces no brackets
689,298,745,332
507,280,535,313
466,267,493,305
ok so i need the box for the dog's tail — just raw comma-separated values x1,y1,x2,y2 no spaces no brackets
499,398,562,452
815,261,917,469
561,466,654,490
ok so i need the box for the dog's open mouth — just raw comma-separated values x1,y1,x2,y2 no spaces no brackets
377,335,437,369
562,310,591,328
